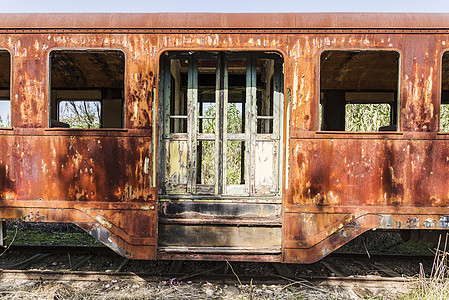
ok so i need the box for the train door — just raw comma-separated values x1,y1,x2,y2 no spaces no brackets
157,51,284,260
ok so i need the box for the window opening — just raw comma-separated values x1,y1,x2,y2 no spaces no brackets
161,51,283,197
441,52,449,132
50,50,124,128
0,51,10,128
320,51,399,132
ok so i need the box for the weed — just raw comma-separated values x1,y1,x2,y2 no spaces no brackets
400,234,449,300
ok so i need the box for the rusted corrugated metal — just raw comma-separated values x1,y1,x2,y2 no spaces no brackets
0,14,448,262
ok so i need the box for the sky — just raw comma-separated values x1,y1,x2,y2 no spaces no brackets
1,0,449,13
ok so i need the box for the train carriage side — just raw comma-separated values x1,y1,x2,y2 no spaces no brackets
0,13,449,263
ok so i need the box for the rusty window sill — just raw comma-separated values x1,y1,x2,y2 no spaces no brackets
316,131,403,135
45,128,128,132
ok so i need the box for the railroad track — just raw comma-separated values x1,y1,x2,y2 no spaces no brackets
0,269,413,290
0,245,426,288
0,245,426,299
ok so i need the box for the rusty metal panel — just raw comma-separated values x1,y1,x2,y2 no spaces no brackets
287,137,407,207
287,136,449,208
0,130,157,259
0,13,449,30
283,214,381,264
0,133,154,202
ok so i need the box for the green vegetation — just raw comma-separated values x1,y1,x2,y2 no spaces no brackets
5,223,101,246
441,104,449,132
319,103,391,132
59,101,101,129
199,102,243,185
345,103,391,132
337,231,436,256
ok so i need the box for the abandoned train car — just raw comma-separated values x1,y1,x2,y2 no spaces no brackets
1,13,449,263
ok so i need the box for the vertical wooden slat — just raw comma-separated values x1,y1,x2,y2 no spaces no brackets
241,99,246,185
248,53,257,195
163,55,171,137
197,86,203,185
219,53,226,195
187,54,198,193
272,56,282,194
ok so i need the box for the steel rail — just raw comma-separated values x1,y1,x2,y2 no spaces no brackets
0,269,414,289
5,245,436,260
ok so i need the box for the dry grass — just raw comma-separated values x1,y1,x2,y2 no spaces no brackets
400,234,449,300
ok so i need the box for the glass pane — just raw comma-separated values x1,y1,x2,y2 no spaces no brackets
226,141,245,185
58,101,101,129
197,140,215,185
170,58,188,133
228,59,246,134
345,103,391,132
255,141,275,193
0,100,10,127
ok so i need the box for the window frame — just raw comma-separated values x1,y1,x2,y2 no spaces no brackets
48,49,126,129
318,49,401,133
